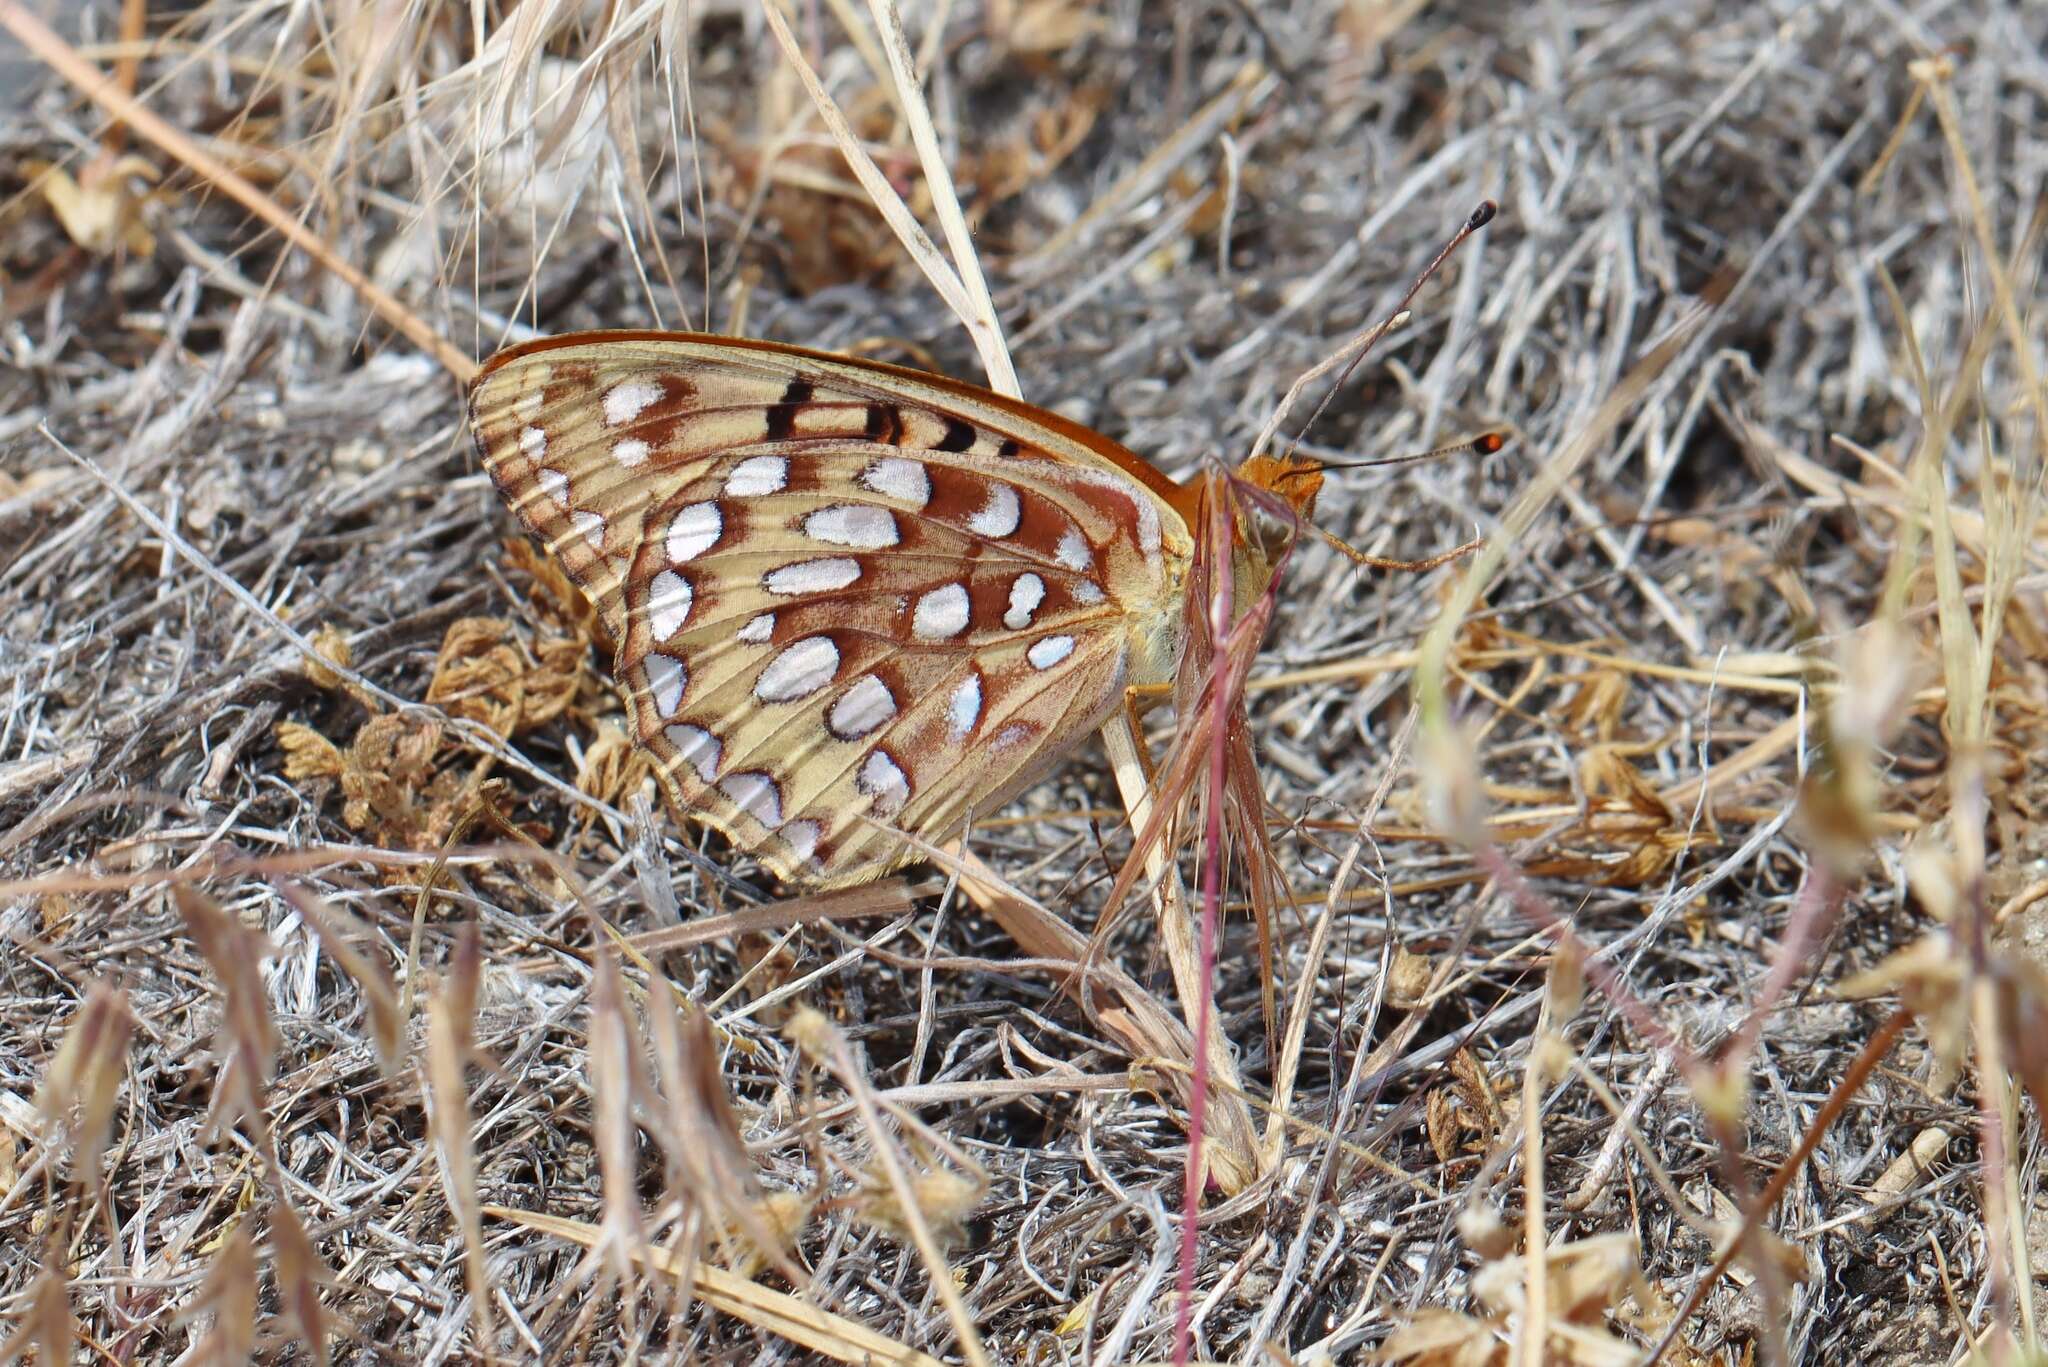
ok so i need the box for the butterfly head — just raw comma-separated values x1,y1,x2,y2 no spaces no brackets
1237,451,1325,524
1217,451,1325,604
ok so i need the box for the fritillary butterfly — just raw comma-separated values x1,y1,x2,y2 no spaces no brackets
469,331,1323,889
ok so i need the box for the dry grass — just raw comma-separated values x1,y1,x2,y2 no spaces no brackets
2,1,2046,1362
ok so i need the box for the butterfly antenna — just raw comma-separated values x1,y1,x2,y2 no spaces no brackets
1271,429,1505,573
1280,428,1511,478
1279,200,1497,466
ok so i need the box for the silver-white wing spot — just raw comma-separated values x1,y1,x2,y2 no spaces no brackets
756,635,839,702
1074,580,1105,605
539,467,570,508
1056,529,1093,572
664,722,721,782
765,557,861,595
1027,635,1075,670
912,583,970,640
803,504,899,549
827,674,896,740
646,653,687,717
520,425,548,458
647,569,694,639
726,455,788,496
968,482,1021,537
667,502,722,563
859,457,931,506
991,722,1034,750
736,612,776,644
613,437,650,468
782,819,822,864
570,509,607,545
604,380,662,426
719,771,783,826
947,673,982,740
1004,573,1045,630
857,749,910,816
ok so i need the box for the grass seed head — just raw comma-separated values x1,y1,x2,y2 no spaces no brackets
32,980,133,1185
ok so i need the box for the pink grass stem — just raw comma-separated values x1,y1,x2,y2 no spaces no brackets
1173,490,1239,1364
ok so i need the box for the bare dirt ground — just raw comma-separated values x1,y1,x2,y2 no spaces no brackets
3,1,2046,1362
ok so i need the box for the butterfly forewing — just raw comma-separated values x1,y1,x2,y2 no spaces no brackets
470,332,1195,886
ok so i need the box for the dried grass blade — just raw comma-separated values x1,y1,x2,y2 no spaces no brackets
487,1206,950,1366
32,979,133,1185
174,887,280,1143
0,1272,73,1364
585,952,647,1295
269,1200,333,1367
861,0,1013,391
0,1,473,378
424,923,493,1353
755,0,1009,393
276,883,405,1079
643,985,808,1284
785,1009,993,1367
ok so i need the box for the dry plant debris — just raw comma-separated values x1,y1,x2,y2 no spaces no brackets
2,1,2046,1363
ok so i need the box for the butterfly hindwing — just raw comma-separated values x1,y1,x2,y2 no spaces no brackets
470,332,1195,886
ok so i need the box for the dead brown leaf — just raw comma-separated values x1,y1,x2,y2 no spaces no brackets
426,616,581,738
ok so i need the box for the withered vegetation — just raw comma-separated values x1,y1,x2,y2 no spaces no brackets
2,2,2045,1363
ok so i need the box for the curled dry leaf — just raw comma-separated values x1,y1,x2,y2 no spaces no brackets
275,721,345,781
337,713,466,851
575,720,656,809
27,152,160,256
1381,1233,1663,1366
956,88,1104,210
301,623,353,690
1386,944,1435,1009
713,106,914,296
993,0,1108,54
1531,746,1708,887
426,616,582,738
280,709,484,856
503,537,605,648
1426,1046,1507,1164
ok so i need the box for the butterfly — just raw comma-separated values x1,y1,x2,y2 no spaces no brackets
469,331,1323,890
